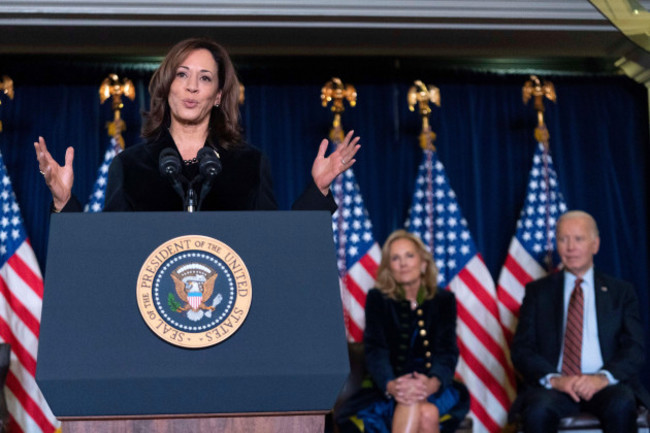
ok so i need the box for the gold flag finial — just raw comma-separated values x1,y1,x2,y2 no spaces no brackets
522,75,556,148
321,78,357,143
0,75,15,133
407,80,440,150
99,74,136,149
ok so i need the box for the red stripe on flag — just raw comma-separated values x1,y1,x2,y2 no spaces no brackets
341,304,363,342
359,254,378,278
7,416,25,433
458,267,500,323
457,338,511,427
8,254,43,299
497,280,521,318
496,287,519,345
501,323,514,347
6,371,56,433
469,390,502,433
0,277,40,339
346,311,363,342
0,317,37,376
456,301,515,389
457,337,511,411
342,274,367,308
504,254,534,290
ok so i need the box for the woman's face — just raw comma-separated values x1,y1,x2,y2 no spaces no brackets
168,48,222,129
388,238,425,289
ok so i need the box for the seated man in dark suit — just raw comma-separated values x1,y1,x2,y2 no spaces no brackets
511,210,650,433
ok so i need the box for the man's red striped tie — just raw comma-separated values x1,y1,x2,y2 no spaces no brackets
562,278,584,376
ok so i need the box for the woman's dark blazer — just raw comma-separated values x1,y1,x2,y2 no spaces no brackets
62,129,336,213
363,288,459,393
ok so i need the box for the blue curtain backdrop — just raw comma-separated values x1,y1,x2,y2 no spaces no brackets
0,56,648,387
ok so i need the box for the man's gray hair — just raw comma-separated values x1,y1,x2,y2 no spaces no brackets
557,210,600,238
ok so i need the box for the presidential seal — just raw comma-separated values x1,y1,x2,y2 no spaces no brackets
136,235,252,348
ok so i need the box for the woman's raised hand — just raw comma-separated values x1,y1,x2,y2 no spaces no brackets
311,130,361,196
34,136,74,211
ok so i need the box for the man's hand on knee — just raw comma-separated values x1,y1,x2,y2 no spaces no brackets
573,374,609,401
550,375,581,402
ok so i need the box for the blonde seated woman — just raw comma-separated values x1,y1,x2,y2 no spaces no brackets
338,230,469,433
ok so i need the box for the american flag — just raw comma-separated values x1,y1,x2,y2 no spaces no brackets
84,137,122,212
405,148,516,433
496,142,567,343
0,151,58,432
331,163,381,343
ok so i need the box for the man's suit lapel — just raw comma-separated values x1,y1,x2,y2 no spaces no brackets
594,271,612,361
549,271,566,362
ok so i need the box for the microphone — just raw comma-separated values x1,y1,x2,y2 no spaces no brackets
158,148,189,211
159,148,182,178
197,147,222,210
198,147,222,179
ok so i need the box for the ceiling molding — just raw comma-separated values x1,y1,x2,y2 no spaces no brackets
0,1,608,19
0,0,638,63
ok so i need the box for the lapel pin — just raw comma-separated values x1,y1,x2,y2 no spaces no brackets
601,286,608,292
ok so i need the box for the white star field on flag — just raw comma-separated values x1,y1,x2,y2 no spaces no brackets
331,165,380,342
513,142,567,264
85,137,122,212
0,172,27,261
497,142,568,341
332,170,377,271
405,153,476,285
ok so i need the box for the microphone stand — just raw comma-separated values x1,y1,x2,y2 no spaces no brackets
159,148,193,212
197,147,223,211
160,147,222,212
185,178,200,213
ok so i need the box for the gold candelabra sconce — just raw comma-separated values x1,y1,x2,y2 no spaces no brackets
408,80,440,150
0,75,15,133
99,74,136,148
522,75,556,147
321,77,357,143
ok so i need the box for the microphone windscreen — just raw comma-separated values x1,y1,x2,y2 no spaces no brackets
159,148,181,178
198,147,222,178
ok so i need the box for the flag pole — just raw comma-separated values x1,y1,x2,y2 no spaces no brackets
0,80,62,430
321,77,357,340
321,77,357,279
0,75,14,133
522,75,558,271
407,80,440,252
405,80,516,431
85,74,135,212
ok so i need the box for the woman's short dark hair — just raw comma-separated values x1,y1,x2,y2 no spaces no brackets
141,37,242,148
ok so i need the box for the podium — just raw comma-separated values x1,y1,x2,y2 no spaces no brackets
37,211,350,432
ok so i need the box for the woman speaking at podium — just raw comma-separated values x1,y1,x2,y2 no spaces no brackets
34,37,360,213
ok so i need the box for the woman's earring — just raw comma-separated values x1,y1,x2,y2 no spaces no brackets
214,103,220,108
